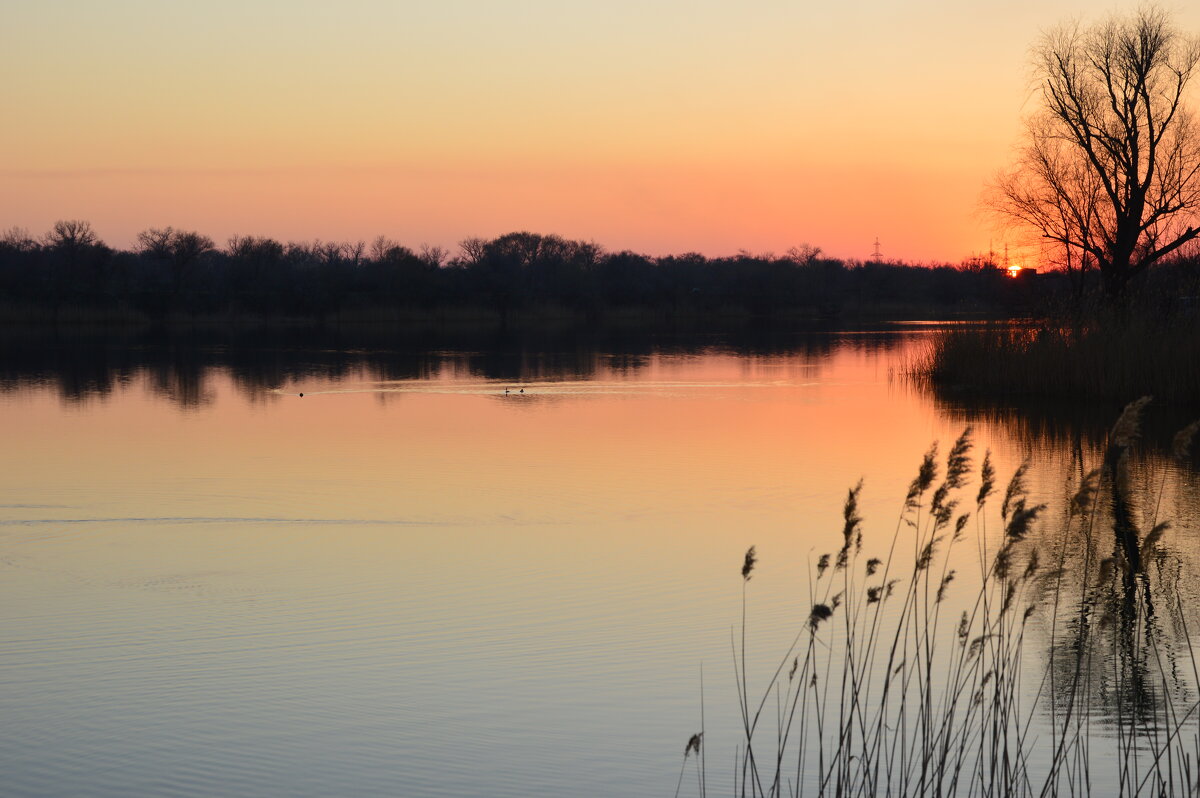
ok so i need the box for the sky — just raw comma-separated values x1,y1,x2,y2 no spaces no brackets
2,0,1198,263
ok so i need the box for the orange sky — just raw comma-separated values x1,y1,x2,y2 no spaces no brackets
3,0,1198,263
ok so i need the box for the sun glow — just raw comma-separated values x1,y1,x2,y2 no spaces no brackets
3,1,1199,261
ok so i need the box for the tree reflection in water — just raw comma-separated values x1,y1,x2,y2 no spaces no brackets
0,324,903,407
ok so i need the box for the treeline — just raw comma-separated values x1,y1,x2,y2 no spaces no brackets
0,221,1036,324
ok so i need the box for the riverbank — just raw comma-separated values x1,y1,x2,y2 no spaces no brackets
0,299,1011,333
912,310,1200,404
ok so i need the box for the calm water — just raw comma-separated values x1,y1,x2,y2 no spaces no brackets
1,326,1197,797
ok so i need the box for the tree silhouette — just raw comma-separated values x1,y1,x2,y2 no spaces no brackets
136,227,216,301
992,8,1200,299
43,219,98,252
0,221,1068,322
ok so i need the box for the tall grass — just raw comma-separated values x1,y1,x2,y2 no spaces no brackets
912,311,1200,403
677,401,1200,797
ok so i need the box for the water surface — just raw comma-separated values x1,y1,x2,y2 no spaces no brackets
1,326,1197,796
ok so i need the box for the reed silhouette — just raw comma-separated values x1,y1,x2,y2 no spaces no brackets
684,402,1200,797
913,299,1200,404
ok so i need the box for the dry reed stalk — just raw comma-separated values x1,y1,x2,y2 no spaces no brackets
686,420,1200,798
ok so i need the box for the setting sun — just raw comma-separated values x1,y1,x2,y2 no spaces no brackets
4,4,1200,797
5,1,1196,262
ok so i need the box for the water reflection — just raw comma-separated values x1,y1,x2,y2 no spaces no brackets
2,324,1198,796
975,401,1200,746
1072,449,1199,732
0,324,915,408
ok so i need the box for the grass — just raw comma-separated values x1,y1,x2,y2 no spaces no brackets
677,400,1200,797
911,311,1200,404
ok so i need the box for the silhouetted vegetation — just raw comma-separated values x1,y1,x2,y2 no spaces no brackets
0,223,1037,327
692,406,1200,796
990,8,1200,302
917,7,1200,406
914,254,1200,404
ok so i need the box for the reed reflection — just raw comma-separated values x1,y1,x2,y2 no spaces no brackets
986,400,1200,739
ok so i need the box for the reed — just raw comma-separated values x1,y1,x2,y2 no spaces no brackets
911,311,1200,403
677,401,1200,797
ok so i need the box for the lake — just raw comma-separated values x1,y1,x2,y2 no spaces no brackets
2,325,1197,797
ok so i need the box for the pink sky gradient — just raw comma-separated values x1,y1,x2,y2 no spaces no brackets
3,0,1197,263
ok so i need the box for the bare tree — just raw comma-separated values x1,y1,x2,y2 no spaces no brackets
419,244,447,269
369,235,394,262
319,241,345,265
227,234,283,262
456,236,487,267
135,227,176,259
0,226,37,252
784,244,823,266
170,230,215,264
137,227,215,292
43,219,99,252
992,8,1200,299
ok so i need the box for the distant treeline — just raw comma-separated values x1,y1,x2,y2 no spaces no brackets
0,221,1054,324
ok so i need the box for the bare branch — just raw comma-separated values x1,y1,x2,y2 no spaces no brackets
991,7,1200,299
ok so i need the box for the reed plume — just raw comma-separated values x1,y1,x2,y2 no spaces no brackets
906,443,939,508
1142,521,1170,553
944,427,973,489
741,546,756,581
1070,469,1101,516
1005,498,1046,540
1174,420,1200,460
936,570,956,602
1109,396,1152,453
977,449,995,508
1000,460,1029,522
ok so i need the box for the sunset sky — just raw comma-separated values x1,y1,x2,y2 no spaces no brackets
3,0,1198,263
